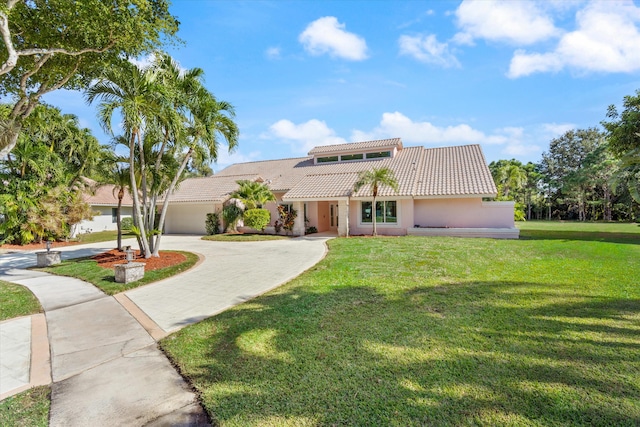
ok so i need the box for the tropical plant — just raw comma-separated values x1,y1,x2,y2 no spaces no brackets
230,180,276,210
353,167,399,236
205,212,221,235
223,203,243,233
243,209,270,231
277,205,297,235
87,53,239,257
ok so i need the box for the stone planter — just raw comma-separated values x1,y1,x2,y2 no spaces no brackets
114,262,145,284
36,251,62,267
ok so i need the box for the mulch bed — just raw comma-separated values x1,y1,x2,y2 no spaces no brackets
91,249,187,271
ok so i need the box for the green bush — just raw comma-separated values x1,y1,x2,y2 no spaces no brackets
121,217,133,230
243,209,271,231
205,212,221,235
223,203,243,232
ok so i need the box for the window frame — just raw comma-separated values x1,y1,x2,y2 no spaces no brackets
360,200,399,226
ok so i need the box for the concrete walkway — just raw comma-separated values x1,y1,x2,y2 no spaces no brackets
0,234,331,425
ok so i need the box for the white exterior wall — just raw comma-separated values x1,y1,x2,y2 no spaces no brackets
77,205,133,234
164,202,220,234
413,198,515,228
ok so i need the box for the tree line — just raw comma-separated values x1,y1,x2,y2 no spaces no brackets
489,93,640,222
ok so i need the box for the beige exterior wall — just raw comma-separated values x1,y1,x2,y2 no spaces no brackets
413,198,514,228
164,202,220,234
76,205,133,236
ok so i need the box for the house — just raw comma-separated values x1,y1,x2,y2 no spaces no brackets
163,138,519,238
74,183,133,236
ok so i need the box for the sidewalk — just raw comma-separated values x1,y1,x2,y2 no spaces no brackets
0,234,332,425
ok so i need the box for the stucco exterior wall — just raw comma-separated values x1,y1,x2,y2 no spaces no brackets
164,202,219,234
413,198,515,228
348,198,413,236
76,206,133,235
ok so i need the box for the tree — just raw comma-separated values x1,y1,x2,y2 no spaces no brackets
353,167,399,236
603,89,640,158
87,54,239,257
230,180,276,210
0,0,179,157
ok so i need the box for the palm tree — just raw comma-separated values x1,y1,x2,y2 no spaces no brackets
353,167,399,236
498,163,527,199
86,59,161,258
230,180,276,210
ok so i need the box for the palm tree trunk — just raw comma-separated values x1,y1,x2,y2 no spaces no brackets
372,197,377,236
152,148,193,257
116,190,123,251
129,129,151,258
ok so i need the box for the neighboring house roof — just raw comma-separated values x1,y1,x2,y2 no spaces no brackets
168,140,497,202
84,183,134,206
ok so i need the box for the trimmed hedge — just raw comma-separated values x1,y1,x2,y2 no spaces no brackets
243,208,270,231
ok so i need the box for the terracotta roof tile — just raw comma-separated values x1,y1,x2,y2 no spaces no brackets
84,184,133,206
168,140,497,202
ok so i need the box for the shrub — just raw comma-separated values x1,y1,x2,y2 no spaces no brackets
306,226,318,234
223,203,243,232
121,217,133,231
205,212,221,235
277,205,297,235
243,209,270,231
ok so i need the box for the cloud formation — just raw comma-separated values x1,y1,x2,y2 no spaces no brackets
398,34,460,68
453,0,558,45
299,16,368,61
266,119,347,153
508,1,640,77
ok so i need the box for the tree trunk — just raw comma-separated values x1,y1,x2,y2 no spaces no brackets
116,189,123,251
128,130,151,258
372,197,377,236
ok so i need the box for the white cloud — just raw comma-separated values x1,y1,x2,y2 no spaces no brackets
128,53,156,69
453,0,559,45
264,119,347,153
299,16,368,61
398,34,460,68
508,1,640,77
265,46,281,59
542,122,575,137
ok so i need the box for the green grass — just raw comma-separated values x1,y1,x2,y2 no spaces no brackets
0,280,42,321
0,386,50,427
162,223,640,426
74,230,135,244
202,234,290,242
518,220,640,243
39,251,199,295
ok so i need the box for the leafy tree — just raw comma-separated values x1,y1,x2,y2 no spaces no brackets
230,180,276,210
0,103,108,243
0,0,179,157
603,89,640,158
222,202,243,233
353,167,399,236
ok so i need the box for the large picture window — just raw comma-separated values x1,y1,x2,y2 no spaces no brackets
361,201,397,224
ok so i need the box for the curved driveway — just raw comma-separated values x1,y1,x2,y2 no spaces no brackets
124,234,331,333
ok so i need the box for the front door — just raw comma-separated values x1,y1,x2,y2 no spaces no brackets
329,203,339,230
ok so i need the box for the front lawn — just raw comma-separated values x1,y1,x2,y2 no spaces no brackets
39,251,199,295
0,280,42,321
162,224,640,426
0,386,50,427
75,230,136,244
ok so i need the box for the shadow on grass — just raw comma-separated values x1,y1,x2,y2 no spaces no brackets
519,229,640,245
162,281,640,426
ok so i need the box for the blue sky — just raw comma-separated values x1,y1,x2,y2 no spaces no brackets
45,0,640,171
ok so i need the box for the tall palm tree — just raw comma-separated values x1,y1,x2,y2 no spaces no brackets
353,167,399,236
230,180,276,210
498,163,527,199
86,59,161,258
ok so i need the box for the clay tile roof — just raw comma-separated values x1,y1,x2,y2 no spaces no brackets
165,174,261,202
308,138,402,155
414,144,497,197
285,173,360,199
84,184,133,206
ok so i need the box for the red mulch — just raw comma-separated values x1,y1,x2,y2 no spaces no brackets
91,249,187,271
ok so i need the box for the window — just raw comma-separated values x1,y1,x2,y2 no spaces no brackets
361,201,397,224
112,208,117,223
340,153,363,161
365,151,391,159
317,156,339,163
279,203,293,214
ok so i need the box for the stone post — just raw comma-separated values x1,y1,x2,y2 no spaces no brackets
338,199,349,237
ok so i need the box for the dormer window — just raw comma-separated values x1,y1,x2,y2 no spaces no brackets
341,153,363,161
365,151,391,159
317,156,339,163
